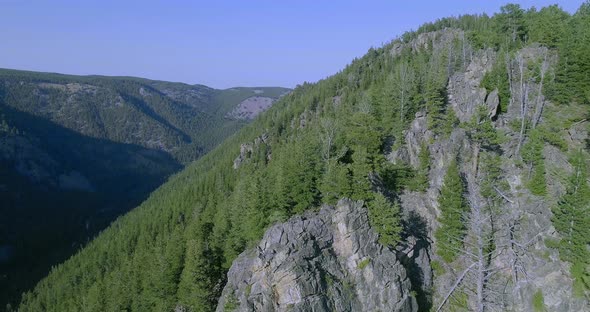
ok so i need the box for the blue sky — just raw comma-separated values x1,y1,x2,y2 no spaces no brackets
0,1,583,88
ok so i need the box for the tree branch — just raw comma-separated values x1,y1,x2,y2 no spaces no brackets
436,262,478,312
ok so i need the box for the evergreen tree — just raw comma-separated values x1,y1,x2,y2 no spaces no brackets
281,138,321,214
522,129,547,196
549,2,590,105
526,5,569,48
350,147,375,201
494,4,528,46
319,160,353,205
435,160,468,263
367,193,402,247
408,143,430,192
480,52,511,113
18,4,590,310
177,222,223,312
552,150,590,291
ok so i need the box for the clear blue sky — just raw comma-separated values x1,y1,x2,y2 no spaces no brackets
0,0,583,89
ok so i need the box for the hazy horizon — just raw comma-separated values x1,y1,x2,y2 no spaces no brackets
0,0,582,89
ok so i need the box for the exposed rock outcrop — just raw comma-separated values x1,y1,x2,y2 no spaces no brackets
387,31,588,311
233,133,270,169
216,199,417,312
447,49,494,123
226,96,277,120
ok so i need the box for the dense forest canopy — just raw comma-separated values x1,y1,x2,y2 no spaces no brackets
14,2,590,312
0,69,288,310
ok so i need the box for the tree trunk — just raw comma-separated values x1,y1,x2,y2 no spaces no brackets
515,55,528,156
532,52,548,129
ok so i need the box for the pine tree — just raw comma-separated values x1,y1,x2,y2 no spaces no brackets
526,5,569,48
408,143,430,192
522,129,547,196
367,193,402,247
435,159,468,262
346,112,384,201
177,222,223,312
494,4,528,46
350,147,374,201
550,2,590,105
552,150,590,291
319,160,353,205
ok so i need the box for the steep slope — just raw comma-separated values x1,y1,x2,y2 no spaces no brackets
216,199,416,312
0,69,289,162
0,69,289,309
17,3,590,312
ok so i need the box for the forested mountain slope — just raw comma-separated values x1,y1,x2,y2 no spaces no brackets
17,3,590,312
0,69,288,310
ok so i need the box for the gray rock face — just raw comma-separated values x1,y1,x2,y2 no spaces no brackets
233,133,270,169
447,49,494,123
385,30,588,311
485,89,500,119
227,96,277,120
216,199,417,312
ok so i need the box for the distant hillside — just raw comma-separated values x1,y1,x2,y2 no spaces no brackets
0,68,289,309
0,69,289,162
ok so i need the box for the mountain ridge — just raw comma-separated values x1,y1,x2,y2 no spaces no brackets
0,68,289,310
14,2,590,312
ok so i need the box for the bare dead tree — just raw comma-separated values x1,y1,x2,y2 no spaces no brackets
436,262,477,312
461,32,467,68
435,200,499,312
506,53,514,114
436,144,496,312
435,141,540,311
319,118,338,164
532,50,549,129
515,53,529,156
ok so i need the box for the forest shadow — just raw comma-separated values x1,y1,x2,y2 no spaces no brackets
399,210,433,312
0,104,182,309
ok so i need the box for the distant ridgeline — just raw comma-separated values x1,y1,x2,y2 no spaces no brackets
0,68,289,310
13,2,590,312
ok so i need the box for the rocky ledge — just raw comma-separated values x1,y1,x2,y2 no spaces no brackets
216,199,417,312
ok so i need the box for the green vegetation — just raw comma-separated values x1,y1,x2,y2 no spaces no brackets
20,18,451,308
408,143,430,192
0,69,288,309
430,260,446,277
367,193,402,247
222,293,239,312
480,53,510,113
520,102,579,197
15,2,590,311
532,289,546,312
464,105,503,150
546,2,590,105
357,258,371,270
522,128,547,196
552,150,590,294
0,69,289,163
434,160,468,263
448,290,469,311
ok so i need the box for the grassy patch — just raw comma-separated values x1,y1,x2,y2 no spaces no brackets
431,260,446,277
224,291,240,312
532,289,545,312
357,258,371,270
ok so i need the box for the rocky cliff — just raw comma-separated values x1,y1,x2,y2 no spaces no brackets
216,199,417,312
388,30,589,311
219,28,590,312
16,6,590,312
